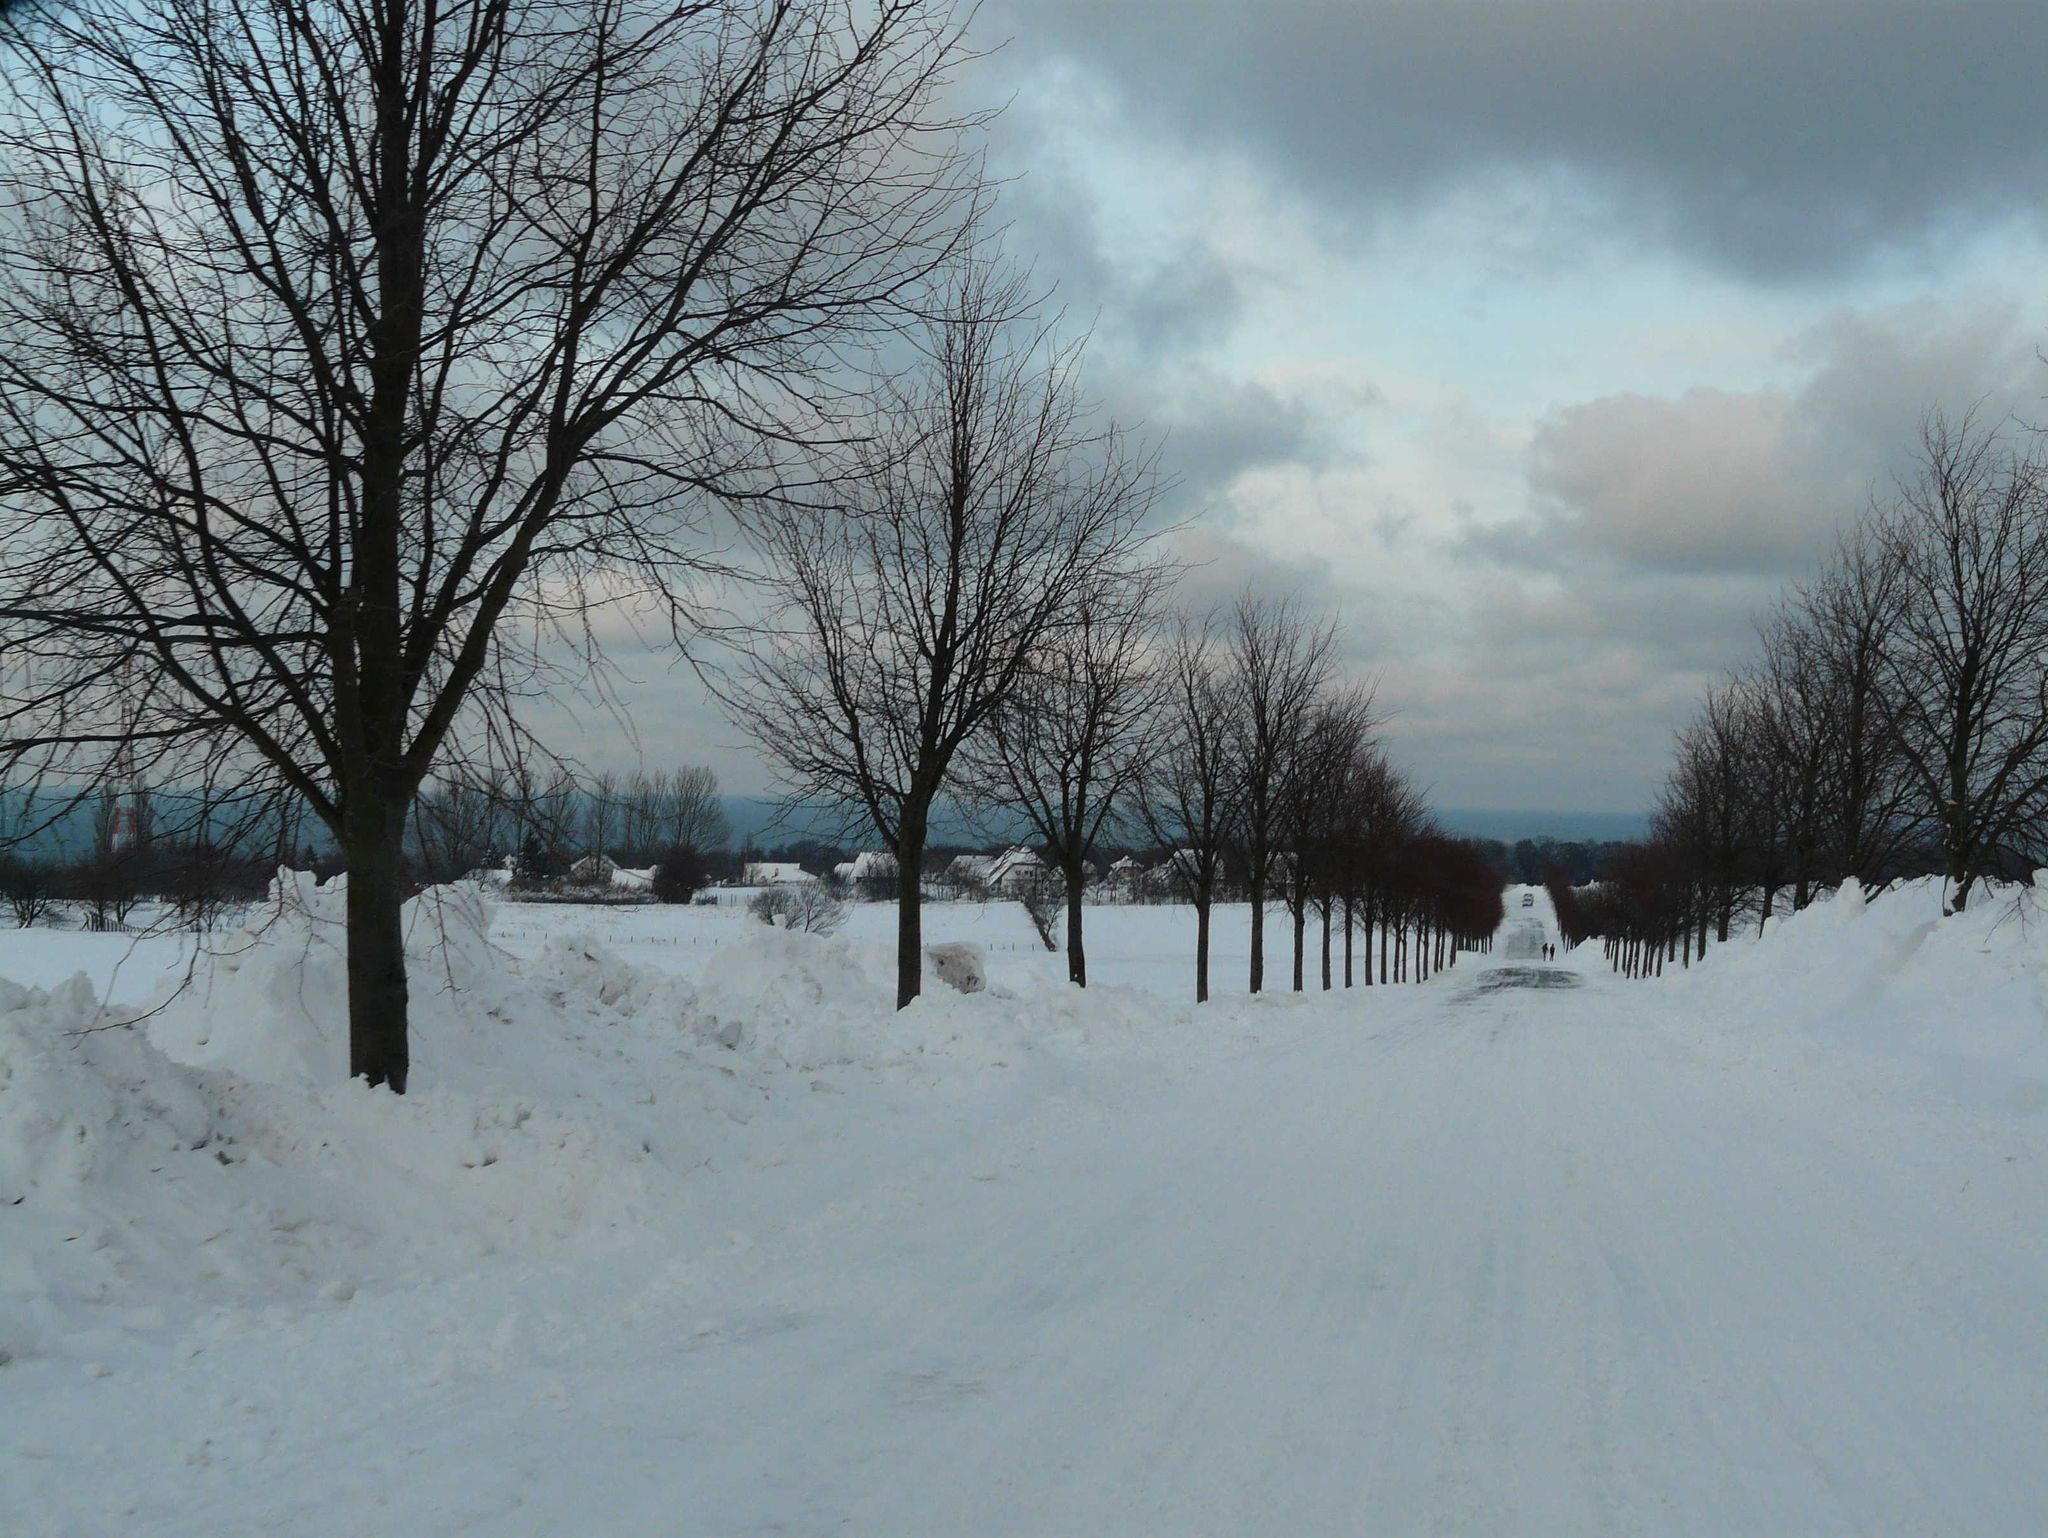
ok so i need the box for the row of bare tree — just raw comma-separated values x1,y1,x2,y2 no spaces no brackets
0,0,1503,1083
735,459,1505,1006
1138,597,1504,1001
1552,412,2048,973
411,767,729,883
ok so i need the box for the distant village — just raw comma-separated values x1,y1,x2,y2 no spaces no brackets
527,842,1200,907
510,832,1620,910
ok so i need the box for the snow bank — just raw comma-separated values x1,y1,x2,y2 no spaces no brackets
1673,874,2048,1111
145,872,507,1084
0,876,720,1359
0,975,220,1361
2,875,1178,1359
538,918,1155,1074
0,951,682,1360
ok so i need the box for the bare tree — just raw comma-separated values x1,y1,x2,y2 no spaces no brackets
506,767,580,885
1658,685,1752,951
1334,745,1426,987
968,564,1169,986
1798,525,1918,885
1226,593,1338,994
655,767,732,856
584,772,622,865
1138,613,1242,1003
606,767,729,864
613,773,661,863
1280,685,1379,991
0,0,984,1088
728,265,1158,1008
1881,414,2048,911
411,773,509,882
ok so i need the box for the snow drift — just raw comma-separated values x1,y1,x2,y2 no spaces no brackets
1,874,1166,1359
1670,873,2048,1111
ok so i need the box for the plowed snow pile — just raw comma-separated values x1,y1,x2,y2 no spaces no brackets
0,874,1175,1362
1669,874,2048,1110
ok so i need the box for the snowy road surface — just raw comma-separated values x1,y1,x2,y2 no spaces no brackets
9,925,2048,1534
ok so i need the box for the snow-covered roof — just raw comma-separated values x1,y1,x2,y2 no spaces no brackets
843,851,897,881
1137,849,1198,888
987,845,1047,887
743,862,815,885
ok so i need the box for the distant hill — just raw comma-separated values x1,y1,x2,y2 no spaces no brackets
719,795,1025,850
1432,808,1650,845
723,799,1653,854
5,787,1649,861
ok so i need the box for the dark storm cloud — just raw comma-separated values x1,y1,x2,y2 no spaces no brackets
988,0,2048,278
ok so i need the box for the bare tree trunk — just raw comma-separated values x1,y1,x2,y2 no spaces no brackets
1248,870,1267,994
892,806,933,1011
1291,896,1306,991
344,804,410,1091
1342,897,1354,987
1064,857,1087,987
1320,902,1332,990
1195,889,1212,1004
895,823,926,1010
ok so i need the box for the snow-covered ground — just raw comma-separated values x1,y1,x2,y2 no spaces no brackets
5,877,2048,1534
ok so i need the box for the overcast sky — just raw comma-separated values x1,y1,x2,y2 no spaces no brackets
567,0,2048,817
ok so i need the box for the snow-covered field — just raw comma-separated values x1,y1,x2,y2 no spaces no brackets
5,876,2048,1534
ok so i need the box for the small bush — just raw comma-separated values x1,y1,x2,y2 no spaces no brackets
0,854,58,928
747,882,848,935
650,843,711,904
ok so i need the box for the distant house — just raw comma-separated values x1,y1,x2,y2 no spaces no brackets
986,844,1052,896
743,861,816,886
567,852,618,887
832,850,899,897
1140,849,1200,899
944,853,997,893
1106,854,1148,898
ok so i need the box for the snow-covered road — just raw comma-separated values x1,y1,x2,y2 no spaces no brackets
15,938,2047,1536
649,962,2048,1536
